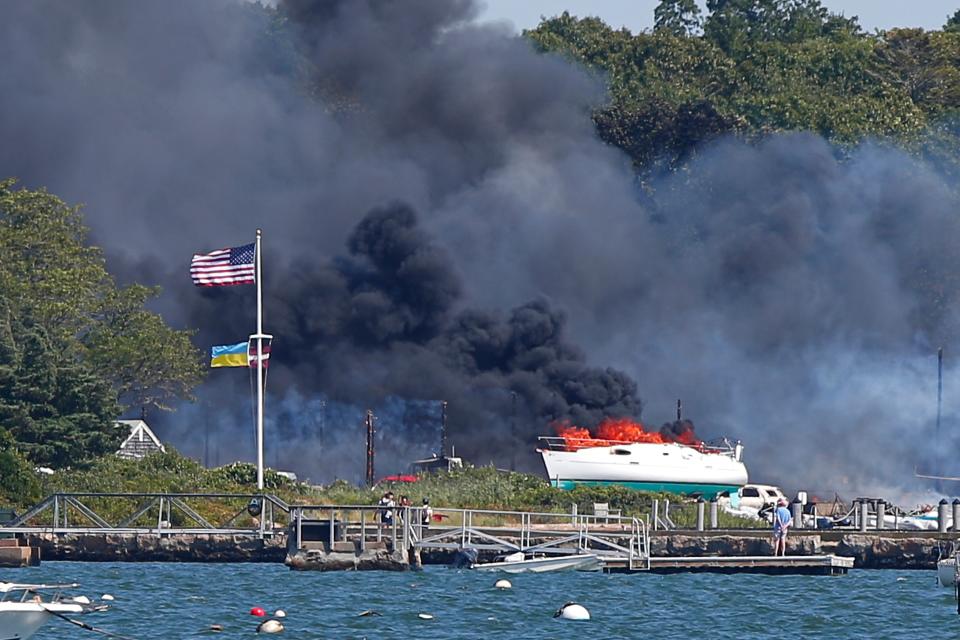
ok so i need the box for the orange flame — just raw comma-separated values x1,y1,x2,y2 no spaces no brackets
555,417,701,450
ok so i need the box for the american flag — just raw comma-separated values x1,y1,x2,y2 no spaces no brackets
190,243,255,286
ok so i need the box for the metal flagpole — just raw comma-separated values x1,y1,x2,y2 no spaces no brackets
255,229,264,492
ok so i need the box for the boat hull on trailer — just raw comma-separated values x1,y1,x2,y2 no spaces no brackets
539,441,748,498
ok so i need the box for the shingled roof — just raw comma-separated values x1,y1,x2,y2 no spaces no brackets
115,420,166,459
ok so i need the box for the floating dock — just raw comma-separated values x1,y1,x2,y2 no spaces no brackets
604,554,853,575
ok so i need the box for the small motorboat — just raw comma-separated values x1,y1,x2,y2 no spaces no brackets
471,552,601,573
0,582,102,639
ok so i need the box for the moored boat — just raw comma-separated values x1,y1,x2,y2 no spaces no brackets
538,436,748,499
471,552,601,573
0,582,93,640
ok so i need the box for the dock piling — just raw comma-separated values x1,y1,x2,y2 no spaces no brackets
876,500,885,531
952,499,960,534
859,500,868,533
939,499,950,533
696,498,705,531
791,499,802,531
709,498,718,529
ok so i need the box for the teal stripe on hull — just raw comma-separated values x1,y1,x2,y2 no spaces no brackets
550,479,737,499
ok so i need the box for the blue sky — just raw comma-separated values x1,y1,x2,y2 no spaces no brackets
477,1,960,33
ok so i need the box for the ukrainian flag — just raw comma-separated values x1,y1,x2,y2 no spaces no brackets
211,342,248,368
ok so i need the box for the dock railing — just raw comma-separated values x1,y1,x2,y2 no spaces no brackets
1,492,292,537
286,504,649,568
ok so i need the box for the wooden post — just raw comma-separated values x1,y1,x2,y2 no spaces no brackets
360,510,366,552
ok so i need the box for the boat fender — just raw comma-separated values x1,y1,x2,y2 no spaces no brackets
100,594,115,601
250,607,266,617
554,602,590,621
418,613,434,620
494,579,512,590
256,619,284,633
274,609,287,618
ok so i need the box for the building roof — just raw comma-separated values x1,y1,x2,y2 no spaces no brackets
115,420,165,459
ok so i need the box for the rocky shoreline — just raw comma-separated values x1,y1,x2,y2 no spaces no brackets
10,530,953,570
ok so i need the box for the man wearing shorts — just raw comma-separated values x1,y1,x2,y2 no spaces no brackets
773,498,793,556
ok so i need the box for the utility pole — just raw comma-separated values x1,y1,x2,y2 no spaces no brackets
365,410,376,486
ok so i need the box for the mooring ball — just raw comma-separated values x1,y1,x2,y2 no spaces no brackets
418,613,434,620
250,607,266,617
256,619,284,634
554,602,590,621
274,609,286,618
494,579,512,590
100,594,115,601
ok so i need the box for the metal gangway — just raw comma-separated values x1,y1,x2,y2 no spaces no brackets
1,492,291,536
414,507,651,571
285,504,651,570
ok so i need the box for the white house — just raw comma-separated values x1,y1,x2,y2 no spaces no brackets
115,420,166,459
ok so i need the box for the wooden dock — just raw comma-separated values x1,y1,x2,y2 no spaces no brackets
603,554,853,575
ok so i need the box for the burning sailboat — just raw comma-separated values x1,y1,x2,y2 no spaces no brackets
537,417,748,498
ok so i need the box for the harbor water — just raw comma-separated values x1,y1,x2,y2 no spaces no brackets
11,562,953,638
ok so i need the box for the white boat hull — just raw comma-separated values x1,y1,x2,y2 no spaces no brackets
0,603,81,640
471,554,601,573
540,441,748,497
938,558,957,588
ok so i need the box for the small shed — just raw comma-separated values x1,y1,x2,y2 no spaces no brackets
115,420,166,459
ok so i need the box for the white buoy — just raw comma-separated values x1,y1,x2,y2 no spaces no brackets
418,613,434,620
554,602,590,621
256,619,284,634
494,579,512,590
273,609,286,618
100,594,115,601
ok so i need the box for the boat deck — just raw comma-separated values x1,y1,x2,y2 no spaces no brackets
603,554,853,575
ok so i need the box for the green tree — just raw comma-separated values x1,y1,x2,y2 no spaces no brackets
0,179,206,466
945,10,960,33
84,285,205,411
5,321,122,468
0,428,42,505
655,0,702,36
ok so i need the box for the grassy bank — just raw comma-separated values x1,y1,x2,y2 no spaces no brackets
3,450,763,529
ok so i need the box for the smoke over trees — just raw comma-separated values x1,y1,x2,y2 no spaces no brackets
2,0,960,494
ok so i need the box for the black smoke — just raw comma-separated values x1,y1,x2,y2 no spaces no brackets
1,0,960,497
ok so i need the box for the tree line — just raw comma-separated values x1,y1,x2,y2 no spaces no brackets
526,1,960,181
0,179,203,479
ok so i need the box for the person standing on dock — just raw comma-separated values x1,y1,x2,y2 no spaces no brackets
421,498,433,532
773,498,793,556
378,492,395,526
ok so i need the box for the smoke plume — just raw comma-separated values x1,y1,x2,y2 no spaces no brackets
2,0,959,498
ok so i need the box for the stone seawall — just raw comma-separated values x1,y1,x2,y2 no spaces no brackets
13,530,955,569
25,532,287,563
